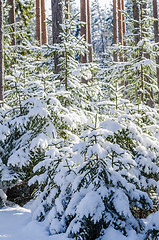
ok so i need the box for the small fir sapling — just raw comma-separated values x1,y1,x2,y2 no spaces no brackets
29,115,159,239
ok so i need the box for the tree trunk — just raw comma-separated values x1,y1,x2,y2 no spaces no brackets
36,0,41,45
41,0,48,44
121,0,126,46
132,0,140,45
0,0,4,106
80,0,87,65
51,0,63,74
113,0,118,61
8,0,16,45
118,0,123,46
87,0,93,63
121,0,127,63
153,0,159,103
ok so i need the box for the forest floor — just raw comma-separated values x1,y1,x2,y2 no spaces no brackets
0,202,70,240
0,202,144,240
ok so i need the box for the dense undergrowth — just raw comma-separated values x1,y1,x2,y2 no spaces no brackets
0,63,159,239
0,1,159,239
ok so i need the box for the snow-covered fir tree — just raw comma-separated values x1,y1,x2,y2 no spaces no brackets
0,0,159,239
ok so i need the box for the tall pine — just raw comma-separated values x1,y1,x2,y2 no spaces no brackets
8,0,16,45
51,0,63,74
36,0,41,45
41,0,48,44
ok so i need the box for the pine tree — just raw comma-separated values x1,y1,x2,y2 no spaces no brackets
80,0,88,66
36,0,41,45
118,0,123,46
122,0,126,46
87,0,93,63
51,0,63,74
8,0,16,45
41,0,48,44
132,0,140,45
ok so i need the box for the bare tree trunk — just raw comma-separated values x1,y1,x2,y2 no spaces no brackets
121,0,126,46
87,0,93,63
113,0,118,61
0,0,4,106
36,0,42,45
51,0,63,74
80,0,87,65
153,0,159,103
8,0,16,45
118,0,123,46
41,0,48,44
132,0,140,45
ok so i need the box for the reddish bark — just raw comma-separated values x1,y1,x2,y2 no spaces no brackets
8,0,16,45
113,0,118,61
36,0,41,45
41,0,48,44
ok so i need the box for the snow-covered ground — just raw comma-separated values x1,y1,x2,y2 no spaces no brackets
0,202,147,240
0,203,71,240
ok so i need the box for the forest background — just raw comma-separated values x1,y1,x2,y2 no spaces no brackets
0,0,159,239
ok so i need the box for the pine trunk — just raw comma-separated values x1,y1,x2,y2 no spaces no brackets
80,0,87,64
132,0,140,45
41,0,48,44
87,0,93,63
121,0,126,46
153,0,159,103
8,0,16,45
51,0,63,74
0,0,4,105
36,0,41,45
118,0,123,46
113,0,118,62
